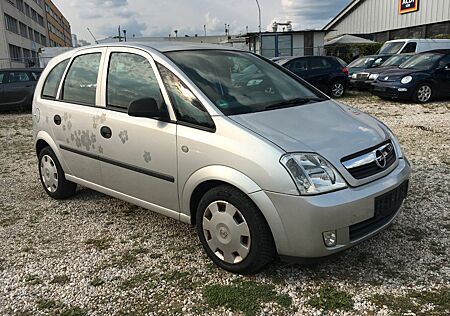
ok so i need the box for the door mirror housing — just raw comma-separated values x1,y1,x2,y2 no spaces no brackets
128,98,162,118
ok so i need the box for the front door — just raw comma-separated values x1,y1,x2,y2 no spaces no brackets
2,70,34,106
96,48,179,213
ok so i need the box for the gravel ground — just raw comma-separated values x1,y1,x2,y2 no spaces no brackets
0,93,449,316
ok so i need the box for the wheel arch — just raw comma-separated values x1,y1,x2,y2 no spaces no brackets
182,165,289,254
35,131,70,172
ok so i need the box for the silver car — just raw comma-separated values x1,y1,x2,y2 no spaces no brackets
33,43,411,274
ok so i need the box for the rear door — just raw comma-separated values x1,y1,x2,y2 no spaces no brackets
434,55,450,97
306,57,333,92
2,70,34,105
96,47,179,214
48,48,105,184
285,58,308,80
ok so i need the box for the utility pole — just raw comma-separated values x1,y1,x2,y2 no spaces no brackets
255,0,262,55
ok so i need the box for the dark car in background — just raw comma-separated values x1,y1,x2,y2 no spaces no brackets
0,68,42,111
274,56,349,97
372,50,450,103
350,54,415,90
347,54,392,80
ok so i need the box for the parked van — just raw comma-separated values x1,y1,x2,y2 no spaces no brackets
33,42,411,274
379,39,450,55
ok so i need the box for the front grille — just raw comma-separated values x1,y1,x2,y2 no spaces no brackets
342,140,396,180
349,180,409,241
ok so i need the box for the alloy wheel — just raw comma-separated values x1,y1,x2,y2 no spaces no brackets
332,82,344,97
202,201,251,264
417,85,432,102
40,154,58,193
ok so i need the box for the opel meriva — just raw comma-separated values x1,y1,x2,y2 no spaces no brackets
33,43,411,274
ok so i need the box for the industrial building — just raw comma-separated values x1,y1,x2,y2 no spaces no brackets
323,0,450,42
44,0,71,47
0,0,48,68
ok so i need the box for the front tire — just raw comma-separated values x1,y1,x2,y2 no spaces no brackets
38,147,76,199
196,185,276,274
413,83,433,103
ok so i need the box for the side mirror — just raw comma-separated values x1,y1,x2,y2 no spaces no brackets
128,98,162,118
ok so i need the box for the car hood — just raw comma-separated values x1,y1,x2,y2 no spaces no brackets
230,100,390,186
377,67,429,79
364,66,398,75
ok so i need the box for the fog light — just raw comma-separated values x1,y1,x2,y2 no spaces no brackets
323,230,337,247
398,88,408,92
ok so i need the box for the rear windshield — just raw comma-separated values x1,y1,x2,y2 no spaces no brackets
399,53,442,70
379,42,405,54
166,50,323,116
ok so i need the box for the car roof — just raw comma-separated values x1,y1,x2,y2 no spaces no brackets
73,41,243,53
419,49,450,55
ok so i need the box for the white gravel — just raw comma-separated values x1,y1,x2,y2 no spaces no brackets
0,93,449,315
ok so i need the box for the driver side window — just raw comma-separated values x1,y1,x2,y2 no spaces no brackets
157,64,215,131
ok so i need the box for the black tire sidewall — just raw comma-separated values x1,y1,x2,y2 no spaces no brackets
196,186,275,274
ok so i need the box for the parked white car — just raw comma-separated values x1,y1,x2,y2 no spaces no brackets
379,39,450,55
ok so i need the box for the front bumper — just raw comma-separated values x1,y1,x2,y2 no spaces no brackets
350,79,374,90
259,158,411,258
371,82,414,99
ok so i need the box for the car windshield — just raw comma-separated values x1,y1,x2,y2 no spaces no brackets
379,42,405,54
166,50,323,115
399,53,442,70
381,54,413,67
348,57,376,68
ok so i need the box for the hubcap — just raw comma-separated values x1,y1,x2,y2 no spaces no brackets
202,201,251,264
418,85,431,102
40,155,58,193
332,83,344,97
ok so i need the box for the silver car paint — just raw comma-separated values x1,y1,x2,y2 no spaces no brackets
33,42,411,258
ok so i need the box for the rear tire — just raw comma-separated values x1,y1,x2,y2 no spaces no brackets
196,185,276,274
330,80,345,98
38,147,76,199
412,83,433,103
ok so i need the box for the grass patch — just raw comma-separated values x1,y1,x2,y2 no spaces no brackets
120,272,157,290
50,275,70,284
85,237,112,250
89,277,105,287
308,284,354,311
203,280,291,316
25,274,42,285
36,298,62,310
372,288,450,314
59,306,87,316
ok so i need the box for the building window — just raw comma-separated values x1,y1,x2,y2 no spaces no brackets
28,27,34,41
30,8,37,21
24,3,30,17
4,14,18,33
9,44,22,62
16,0,24,12
37,14,44,26
19,22,28,38
40,34,47,46
34,30,40,43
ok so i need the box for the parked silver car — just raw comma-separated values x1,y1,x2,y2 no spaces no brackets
33,43,411,274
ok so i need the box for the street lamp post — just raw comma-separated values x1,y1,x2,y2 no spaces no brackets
255,0,262,55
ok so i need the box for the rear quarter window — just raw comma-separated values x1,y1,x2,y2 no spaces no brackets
42,59,69,99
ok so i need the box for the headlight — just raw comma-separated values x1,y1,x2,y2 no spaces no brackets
351,73,357,79
401,76,413,84
280,153,347,195
369,73,379,80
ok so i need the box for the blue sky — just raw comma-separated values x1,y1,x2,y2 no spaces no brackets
53,0,350,42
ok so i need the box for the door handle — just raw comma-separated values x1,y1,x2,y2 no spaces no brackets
100,126,112,139
53,114,61,125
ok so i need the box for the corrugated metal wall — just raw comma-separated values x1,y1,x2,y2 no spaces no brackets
326,0,450,39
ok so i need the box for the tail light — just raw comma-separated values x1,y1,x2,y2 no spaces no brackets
342,67,349,76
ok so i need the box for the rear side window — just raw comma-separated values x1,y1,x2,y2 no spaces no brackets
62,53,101,105
157,64,215,130
7,71,31,83
309,58,332,70
42,60,69,98
401,42,417,54
0,72,4,83
107,52,164,110
288,59,307,72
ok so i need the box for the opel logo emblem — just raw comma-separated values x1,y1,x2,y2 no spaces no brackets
375,149,387,168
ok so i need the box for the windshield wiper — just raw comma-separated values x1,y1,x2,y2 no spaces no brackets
264,97,324,110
